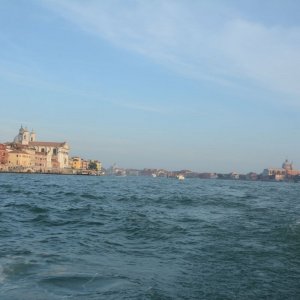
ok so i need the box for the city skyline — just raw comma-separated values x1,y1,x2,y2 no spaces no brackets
1,1,300,173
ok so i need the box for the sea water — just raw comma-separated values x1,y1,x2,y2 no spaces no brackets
0,173,299,299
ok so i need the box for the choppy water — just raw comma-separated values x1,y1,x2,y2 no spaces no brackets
0,174,300,299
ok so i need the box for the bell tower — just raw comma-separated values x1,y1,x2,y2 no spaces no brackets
21,127,30,145
30,129,36,142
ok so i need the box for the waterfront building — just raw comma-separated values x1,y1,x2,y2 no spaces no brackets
0,144,8,165
262,159,300,181
261,168,286,181
88,160,102,171
282,159,300,177
51,157,60,171
106,164,126,176
70,157,82,169
198,172,218,179
81,159,88,170
126,169,140,176
69,157,102,174
7,149,32,170
245,172,258,181
230,172,239,180
34,151,47,172
29,141,69,169
7,126,70,172
282,159,293,171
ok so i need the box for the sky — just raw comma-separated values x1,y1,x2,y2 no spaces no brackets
0,0,300,173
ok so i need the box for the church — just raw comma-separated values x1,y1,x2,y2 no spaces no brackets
7,126,70,172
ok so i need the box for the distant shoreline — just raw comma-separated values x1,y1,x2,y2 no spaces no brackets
0,170,299,183
0,171,75,176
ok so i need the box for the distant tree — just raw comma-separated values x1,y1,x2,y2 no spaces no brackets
88,161,98,170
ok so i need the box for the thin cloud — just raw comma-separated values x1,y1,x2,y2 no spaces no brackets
43,0,300,101
0,59,170,114
113,101,167,114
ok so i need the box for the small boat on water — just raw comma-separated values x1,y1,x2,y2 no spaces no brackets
177,174,185,180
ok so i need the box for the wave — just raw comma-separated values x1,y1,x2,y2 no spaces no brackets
39,274,133,296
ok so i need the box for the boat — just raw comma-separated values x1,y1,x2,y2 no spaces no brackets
177,174,185,180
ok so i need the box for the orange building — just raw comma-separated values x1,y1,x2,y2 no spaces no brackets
0,144,8,165
70,157,82,169
34,152,47,172
8,150,32,168
81,159,88,170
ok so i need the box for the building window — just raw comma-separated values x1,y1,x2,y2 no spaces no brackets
53,148,57,155
41,148,45,153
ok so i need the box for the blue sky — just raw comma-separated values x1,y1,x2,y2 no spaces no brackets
0,0,300,172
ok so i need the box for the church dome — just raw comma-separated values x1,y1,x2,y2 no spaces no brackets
19,126,25,134
13,135,20,143
282,159,293,170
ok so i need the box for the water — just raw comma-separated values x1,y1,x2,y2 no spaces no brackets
0,174,300,299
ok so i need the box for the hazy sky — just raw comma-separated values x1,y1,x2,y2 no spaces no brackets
1,0,300,172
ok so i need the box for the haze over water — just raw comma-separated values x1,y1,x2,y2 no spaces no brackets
0,174,299,299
